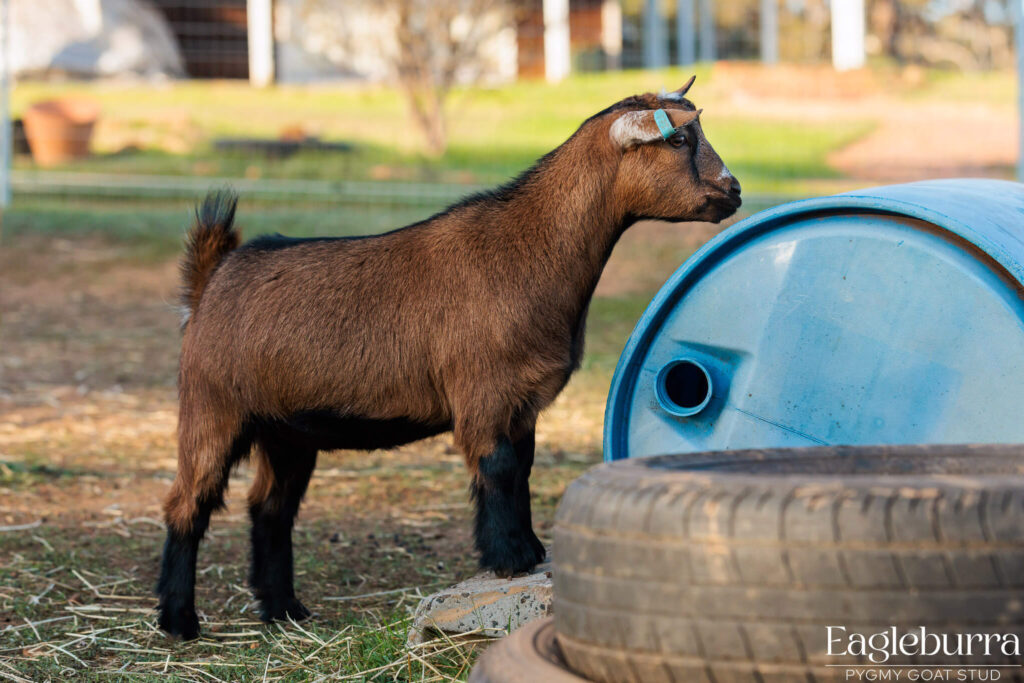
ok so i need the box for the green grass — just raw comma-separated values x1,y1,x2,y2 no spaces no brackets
3,199,442,259
6,66,877,273
11,68,719,146
703,117,873,194
12,67,875,194
910,68,1017,107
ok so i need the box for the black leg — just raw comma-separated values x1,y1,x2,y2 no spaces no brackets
157,423,254,640
157,497,217,640
248,437,316,623
512,430,547,563
472,435,545,577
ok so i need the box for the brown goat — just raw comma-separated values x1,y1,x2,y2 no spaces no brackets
157,78,741,639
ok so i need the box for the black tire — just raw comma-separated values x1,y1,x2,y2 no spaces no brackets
552,444,1024,683
469,617,589,683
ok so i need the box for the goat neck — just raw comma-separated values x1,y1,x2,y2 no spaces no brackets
493,120,630,318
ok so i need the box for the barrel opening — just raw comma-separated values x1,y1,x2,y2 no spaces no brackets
657,359,713,417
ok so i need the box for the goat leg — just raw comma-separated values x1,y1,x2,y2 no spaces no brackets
248,437,316,623
472,436,545,577
512,429,547,564
157,532,201,639
156,502,215,640
157,410,250,640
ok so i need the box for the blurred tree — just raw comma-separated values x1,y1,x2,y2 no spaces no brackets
386,0,513,155
291,0,512,156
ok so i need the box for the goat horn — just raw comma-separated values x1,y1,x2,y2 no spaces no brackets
674,75,697,97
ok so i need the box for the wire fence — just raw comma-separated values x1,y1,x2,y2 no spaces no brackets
2,0,1020,232
1,0,11,210
10,171,484,206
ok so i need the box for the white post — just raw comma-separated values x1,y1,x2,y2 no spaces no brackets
698,0,715,62
247,0,275,87
761,0,778,64
830,0,865,71
601,0,622,70
543,0,571,83
643,0,668,69
74,0,102,33
676,0,695,66
0,0,11,210
1016,0,1024,180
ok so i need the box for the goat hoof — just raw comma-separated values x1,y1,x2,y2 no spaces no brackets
260,597,311,623
480,532,544,577
159,609,201,641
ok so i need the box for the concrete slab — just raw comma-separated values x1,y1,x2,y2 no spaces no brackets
406,554,552,646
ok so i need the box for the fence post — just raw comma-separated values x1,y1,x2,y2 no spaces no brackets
0,0,11,228
830,0,865,71
543,0,571,82
677,0,695,66
601,0,622,70
247,0,275,87
760,0,778,64
1016,0,1024,180
698,0,715,62
643,0,668,69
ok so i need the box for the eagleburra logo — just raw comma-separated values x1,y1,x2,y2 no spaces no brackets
827,627,1021,680
828,627,1022,664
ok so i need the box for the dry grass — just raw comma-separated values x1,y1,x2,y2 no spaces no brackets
0,570,497,681
0,564,496,682
0,432,591,680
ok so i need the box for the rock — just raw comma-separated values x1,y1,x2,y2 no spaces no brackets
406,554,552,646
12,0,185,79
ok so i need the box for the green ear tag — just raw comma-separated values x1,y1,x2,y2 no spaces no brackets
653,109,676,140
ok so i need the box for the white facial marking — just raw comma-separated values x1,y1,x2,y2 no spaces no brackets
609,111,661,148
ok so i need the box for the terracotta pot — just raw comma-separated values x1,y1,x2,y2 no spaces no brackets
22,99,100,166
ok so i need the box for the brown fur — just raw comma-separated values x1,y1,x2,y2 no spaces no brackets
165,86,740,535
179,190,240,315
246,445,277,511
159,84,740,636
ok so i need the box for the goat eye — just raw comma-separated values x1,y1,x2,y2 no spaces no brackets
668,134,686,148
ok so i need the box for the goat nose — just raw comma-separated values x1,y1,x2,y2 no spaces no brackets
729,176,742,195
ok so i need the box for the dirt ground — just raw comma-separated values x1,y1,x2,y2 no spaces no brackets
827,101,1017,180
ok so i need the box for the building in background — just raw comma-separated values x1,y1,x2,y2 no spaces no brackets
515,0,622,78
11,0,185,79
272,0,519,84
7,0,1020,83
150,0,248,78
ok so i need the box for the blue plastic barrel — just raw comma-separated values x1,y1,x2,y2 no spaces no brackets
604,179,1024,461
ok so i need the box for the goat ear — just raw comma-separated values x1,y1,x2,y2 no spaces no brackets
673,75,696,97
609,108,700,149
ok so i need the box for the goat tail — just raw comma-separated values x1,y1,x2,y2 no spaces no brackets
181,189,240,316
